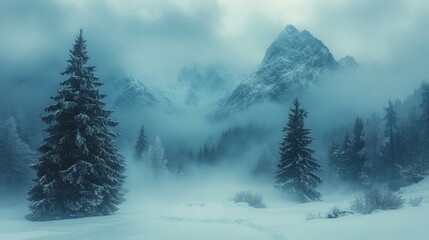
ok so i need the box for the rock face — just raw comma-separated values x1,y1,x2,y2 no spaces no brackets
215,25,341,116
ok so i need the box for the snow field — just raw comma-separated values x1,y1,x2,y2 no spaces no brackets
1,177,429,240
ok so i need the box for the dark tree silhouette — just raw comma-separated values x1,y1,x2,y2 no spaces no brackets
275,98,322,202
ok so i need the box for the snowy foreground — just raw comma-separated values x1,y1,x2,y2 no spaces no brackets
1,177,429,240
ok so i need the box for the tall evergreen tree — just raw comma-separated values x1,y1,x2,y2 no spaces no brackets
383,100,399,179
275,98,322,202
134,124,149,161
28,30,125,221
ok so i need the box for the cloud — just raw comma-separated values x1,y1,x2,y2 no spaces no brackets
1,0,428,80
0,0,222,82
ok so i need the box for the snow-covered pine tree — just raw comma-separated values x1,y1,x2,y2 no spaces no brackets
27,30,125,221
275,98,322,202
134,124,149,161
0,118,34,197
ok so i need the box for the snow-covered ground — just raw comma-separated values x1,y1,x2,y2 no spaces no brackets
1,177,429,240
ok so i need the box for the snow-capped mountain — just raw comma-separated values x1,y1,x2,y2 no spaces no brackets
163,64,239,108
107,25,357,116
214,25,354,117
112,76,176,113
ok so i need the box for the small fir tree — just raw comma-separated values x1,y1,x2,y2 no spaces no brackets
134,124,149,161
28,30,125,221
275,98,322,202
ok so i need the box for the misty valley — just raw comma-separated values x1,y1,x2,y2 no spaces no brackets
1,2,429,240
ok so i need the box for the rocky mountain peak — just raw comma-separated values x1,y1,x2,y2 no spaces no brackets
214,25,344,117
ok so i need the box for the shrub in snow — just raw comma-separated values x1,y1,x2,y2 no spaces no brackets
326,207,353,219
408,196,423,207
233,190,266,208
350,187,404,214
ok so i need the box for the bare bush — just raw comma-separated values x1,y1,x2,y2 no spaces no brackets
350,188,404,214
408,196,423,207
233,190,266,208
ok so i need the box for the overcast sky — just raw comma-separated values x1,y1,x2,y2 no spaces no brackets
1,0,429,87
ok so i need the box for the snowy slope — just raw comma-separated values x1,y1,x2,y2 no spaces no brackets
214,25,356,117
1,177,429,240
